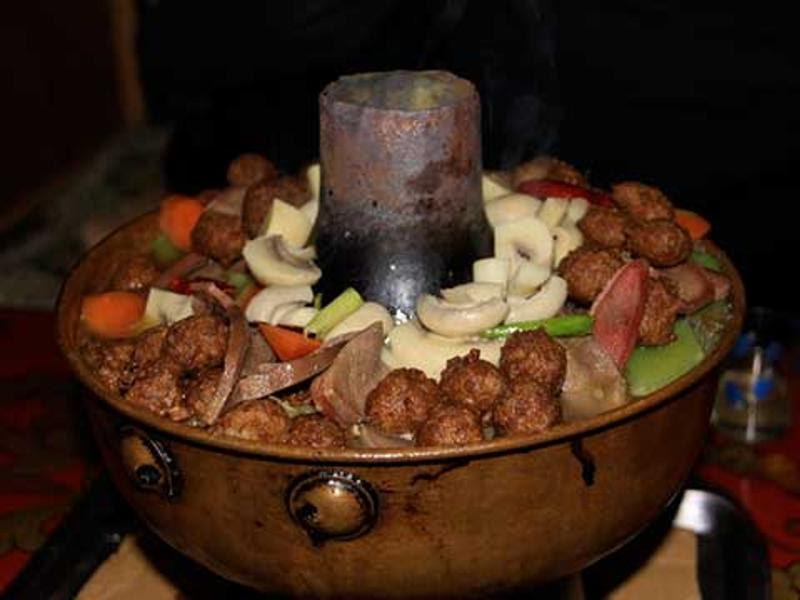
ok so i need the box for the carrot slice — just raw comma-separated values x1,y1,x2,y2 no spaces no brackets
675,209,711,240
158,195,205,251
81,291,146,339
258,323,321,361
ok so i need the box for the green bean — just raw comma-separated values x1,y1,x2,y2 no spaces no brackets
481,314,594,340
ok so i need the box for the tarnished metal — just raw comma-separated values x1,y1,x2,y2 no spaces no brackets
316,71,491,316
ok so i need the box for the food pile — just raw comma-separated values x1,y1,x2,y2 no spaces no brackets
77,153,732,449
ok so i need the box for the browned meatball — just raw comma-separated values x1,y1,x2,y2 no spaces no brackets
512,156,588,187
109,255,159,292
612,182,674,221
80,336,135,393
183,367,222,416
131,325,168,373
190,211,245,266
493,379,561,436
242,176,310,238
499,329,567,394
558,247,625,304
226,153,278,187
638,278,682,346
439,349,507,417
214,399,289,443
286,414,346,448
627,219,692,267
365,368,441,435
164,315,228,371
416,404,484,447
125,362,186,420
577,207,629,249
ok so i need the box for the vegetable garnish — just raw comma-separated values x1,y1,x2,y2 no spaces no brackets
158,195,205,251
675,209,711,241
81,291,146,339
516,179,615,208
305,287,364,338
258,323,322,361
625,319,705,397
481,314,594,340
690,250,723,273
150,233,185,268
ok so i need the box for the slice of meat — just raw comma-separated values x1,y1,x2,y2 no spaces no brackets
560,337,628,420
355,424,415,449
310,323,388,427
235,342,345,402
659,263,714,313
591,259,649,368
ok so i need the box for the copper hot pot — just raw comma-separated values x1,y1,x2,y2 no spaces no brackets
56,210,744,598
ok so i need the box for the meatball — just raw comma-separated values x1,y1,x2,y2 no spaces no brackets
612,181,674,221
286,414,346,448
190,211,245,266
439,349,507,417
164,315,228,371
512,156,588,187
109,255,159,292
416,404,484,447
80,336,135,393
638,278,682,346
365,368,441,435
499,329,567,394
558,247,625,304
577,207,629,249
226,153,278,187
183,367,222,417
493,380,561,436
242,176,310,238
214,399,289,443
627,219,692,267
125,362,186,420
131,325,168,373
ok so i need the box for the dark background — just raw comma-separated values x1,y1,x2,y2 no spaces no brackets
138,1,798,311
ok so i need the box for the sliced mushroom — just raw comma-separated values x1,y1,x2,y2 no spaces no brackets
244,285,314,323
304,162,321,201
553,224,583,267
484,193,542,227
417,294,508,338
323,302,394,341
566,197,590,223
494,215,554,267
440,282,505,304
538,197,569,230
243,235,321,286
274,304,317,328
143,288,194,326
383,320,503,378
482,172,513,202
507,261,551,297
261,198,313,247
505,276,568,323
473,257,511,289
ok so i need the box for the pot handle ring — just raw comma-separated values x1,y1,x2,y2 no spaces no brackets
286,470,378,542
118,425,181,499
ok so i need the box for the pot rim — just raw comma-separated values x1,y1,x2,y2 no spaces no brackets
57,212,745,464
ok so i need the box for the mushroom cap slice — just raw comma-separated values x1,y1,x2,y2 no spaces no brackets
494,216,554,268
505,276,568,323
416,294,508,338
243,235,321,286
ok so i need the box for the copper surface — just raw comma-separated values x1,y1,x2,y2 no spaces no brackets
58,212,744,597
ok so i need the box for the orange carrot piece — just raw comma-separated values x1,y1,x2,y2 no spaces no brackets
81,291,146,339
258,323,321,361
158,195,205,251
675,209,711,240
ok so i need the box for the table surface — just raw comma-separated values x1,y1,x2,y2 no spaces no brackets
1,308,798,597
